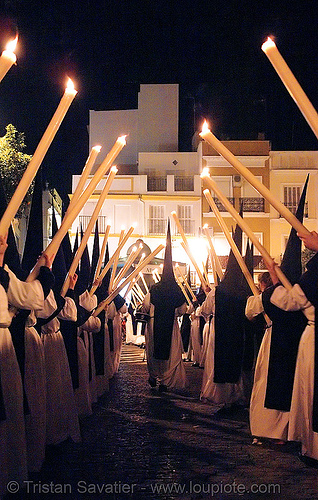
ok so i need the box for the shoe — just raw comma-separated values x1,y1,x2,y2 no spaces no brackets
158,384,168,393
148,377,156,388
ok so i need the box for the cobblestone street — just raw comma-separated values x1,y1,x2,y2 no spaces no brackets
13,344,318,500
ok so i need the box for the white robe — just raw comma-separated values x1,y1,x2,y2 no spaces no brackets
0,266,45,495
76,291,101,417
36,290,81,445
270,283,317,459
200,287,243,405
24,311,47,472
143,292,187,389
246,294,290,440
187,304,201,364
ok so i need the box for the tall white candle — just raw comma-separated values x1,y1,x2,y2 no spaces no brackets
0,36,17,83
0,78,77,237
199,122,310,237
262,37,318,141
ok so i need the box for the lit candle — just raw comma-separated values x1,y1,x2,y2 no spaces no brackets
174,273,191,306
135,281,145,300
131,287,143,304
0,78,77,238
203,183,292,290
90,225,135,295
109,227,126,292
61,171,116,297
175,264,196,301
94,244,165,315
262,36,318,140
0,36,17,83
202,224,224,280
199,122,310,237
139,272,149,294
93,224,111,284
68,145,102,212
73,135,126,219
171,210,209,290
206,194,261,295
113,245,142,289
124,277,137,299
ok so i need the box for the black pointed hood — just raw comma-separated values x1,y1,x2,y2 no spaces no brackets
214,207,249,384
89,220,100,288
76,223,91,295
280,174,309,285
21,168,44,274
51,209,67,294
150,218,185,360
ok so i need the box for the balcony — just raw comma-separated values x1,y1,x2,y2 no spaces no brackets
239,197,265,212
208,197,235,212
174,176,194,191
208,197,265,212
79,215,109,233
147,177,167,191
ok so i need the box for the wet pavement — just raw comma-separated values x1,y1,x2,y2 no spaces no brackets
10,344,318,499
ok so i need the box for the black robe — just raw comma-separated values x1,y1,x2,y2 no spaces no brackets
263,284,307,412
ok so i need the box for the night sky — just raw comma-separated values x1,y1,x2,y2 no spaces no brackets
0,0,318,203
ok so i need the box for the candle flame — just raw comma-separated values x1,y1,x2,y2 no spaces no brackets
118,135,127,146
203,223,208,229
110,166,118,173
66,77,75,90
262,36,276,52
201,167,210,178
93,145,102,152
175,263,179,268
201,120,210,134
5,35,18,53
131,246,137,253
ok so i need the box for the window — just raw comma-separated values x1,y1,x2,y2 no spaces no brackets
148,205,166,235
283,185,302,215
177,205,194,235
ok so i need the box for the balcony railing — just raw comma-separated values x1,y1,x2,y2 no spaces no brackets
208,197,235,212
79,215,109,233
174,176,194,191
147,177,167,191
239,197,265,212
208,197,266,212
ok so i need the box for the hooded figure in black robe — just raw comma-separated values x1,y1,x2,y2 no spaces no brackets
150,219,185,360
213,218,251,384
263,175,309,411
180,269,192,353
93,244,111,376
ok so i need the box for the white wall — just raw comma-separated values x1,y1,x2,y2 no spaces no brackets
89,109,138,168
137,84,179,153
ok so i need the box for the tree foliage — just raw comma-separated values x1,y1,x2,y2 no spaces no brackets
0,124,33,218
